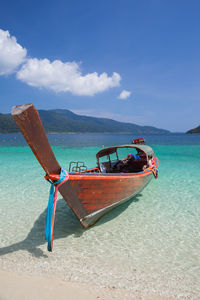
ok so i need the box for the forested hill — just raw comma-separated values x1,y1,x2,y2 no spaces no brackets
0,109,170,134
187,125,200,134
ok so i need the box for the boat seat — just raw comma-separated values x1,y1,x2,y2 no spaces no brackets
99,162,112,173
100,163,107,173
129,159,148,172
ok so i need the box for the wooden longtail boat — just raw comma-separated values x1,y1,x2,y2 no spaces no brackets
12,104,158,249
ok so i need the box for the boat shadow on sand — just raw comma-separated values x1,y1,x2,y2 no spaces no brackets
0,194,141,258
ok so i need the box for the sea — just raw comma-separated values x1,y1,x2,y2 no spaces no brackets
0,133,200,299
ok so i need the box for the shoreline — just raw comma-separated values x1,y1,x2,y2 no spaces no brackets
0,268,175,300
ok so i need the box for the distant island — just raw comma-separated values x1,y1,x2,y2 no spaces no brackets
187,125,200,134
0,108,170,134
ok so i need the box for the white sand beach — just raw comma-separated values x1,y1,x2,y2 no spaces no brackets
0,269,175,300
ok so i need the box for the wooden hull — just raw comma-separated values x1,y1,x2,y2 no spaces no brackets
58,157,158,227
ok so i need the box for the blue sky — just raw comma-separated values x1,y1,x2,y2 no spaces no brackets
0,0,200,132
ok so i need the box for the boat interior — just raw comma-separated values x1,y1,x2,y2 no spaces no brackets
69,144,154,174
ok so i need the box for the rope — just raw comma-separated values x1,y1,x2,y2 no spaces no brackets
45,168,69,251
151,167,158,179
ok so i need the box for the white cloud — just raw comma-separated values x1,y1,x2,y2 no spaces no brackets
0,28,121,96
118,89,131,99
0,29,27,75
17,58,121,96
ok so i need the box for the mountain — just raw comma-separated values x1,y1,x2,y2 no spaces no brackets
0,108,170,134
186,125,200,134
0,113,19,133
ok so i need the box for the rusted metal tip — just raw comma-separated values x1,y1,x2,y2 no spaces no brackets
11,104,34,116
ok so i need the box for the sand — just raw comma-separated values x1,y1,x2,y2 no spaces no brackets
0,269,176,300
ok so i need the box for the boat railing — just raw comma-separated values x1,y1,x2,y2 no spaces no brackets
69,161,87,173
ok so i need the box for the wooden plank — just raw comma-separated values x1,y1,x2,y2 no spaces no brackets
12,104,61,175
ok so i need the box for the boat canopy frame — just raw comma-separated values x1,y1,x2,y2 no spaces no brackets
96,144,153,160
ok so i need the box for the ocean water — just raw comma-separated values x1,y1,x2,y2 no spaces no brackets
0,133,200,299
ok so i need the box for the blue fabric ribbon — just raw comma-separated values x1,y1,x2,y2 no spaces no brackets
45,168,67,251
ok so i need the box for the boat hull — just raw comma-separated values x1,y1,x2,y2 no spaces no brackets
58,158,158,227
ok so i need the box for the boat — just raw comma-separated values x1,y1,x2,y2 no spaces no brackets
12,104,159,251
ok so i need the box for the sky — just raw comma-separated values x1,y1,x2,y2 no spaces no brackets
0,0,200,132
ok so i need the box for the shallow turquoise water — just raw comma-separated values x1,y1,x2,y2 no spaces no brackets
0,134,200,299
